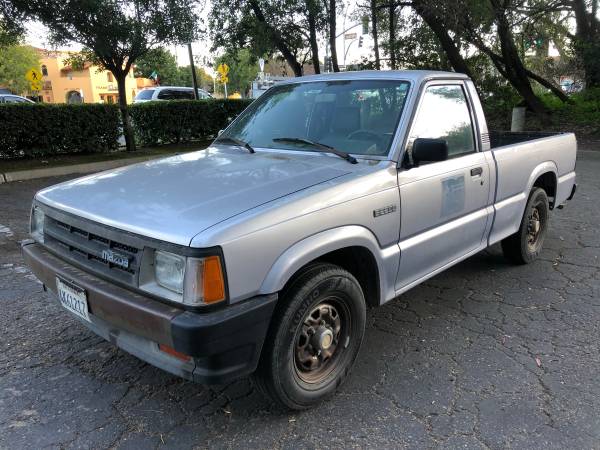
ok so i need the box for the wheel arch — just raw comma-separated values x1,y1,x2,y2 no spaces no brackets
259,226,397,307
526,162,558,208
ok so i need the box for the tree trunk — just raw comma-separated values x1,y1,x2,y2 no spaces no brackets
370,0,381,70
491,0,547,114
388,3,396,69
248,0,303,76
571,0,600,88
412,1,475,79
328,0,340,72
115,72,135,152
307,0,320,73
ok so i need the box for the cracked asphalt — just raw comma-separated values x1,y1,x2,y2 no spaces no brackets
1,150,599,449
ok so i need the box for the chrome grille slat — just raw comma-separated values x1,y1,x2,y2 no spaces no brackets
44,216,141,284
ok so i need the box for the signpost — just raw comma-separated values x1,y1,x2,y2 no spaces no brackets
217,63,229,98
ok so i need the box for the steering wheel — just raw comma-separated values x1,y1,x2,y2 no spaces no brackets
346,130,383,154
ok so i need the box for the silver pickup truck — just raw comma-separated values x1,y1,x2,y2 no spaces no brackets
23,71,577,409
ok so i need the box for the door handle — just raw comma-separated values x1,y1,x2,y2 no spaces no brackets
470,167,483,177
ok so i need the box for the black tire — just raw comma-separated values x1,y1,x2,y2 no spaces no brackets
501,187,549,265
254,262,366,410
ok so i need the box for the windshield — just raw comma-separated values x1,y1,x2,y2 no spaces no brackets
222,79,410,157
135,89,155,100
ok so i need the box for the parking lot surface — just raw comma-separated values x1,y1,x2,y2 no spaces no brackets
1,152,599,449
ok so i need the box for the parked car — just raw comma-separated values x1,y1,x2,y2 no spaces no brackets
0,94,35,104
24,71,576,410
133,86,212,103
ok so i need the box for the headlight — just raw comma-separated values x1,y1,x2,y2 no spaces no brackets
30,206,45,243
155,251,185,294
153,251,226,306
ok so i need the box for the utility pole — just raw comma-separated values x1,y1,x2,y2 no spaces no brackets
188,43,199,100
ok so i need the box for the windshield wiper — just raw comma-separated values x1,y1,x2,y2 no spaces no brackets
213,136,255,154
273,137,357,164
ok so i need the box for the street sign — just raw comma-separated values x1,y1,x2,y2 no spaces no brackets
25,68,42,83
217,63,229,77
259,58,265,72
344,33,357,40
30,80,42,91
220,76,229,84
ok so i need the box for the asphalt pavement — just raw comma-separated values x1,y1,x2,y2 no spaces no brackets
1,152,599,449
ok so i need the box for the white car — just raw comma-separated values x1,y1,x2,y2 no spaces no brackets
0,94,35,104
133,86,212,103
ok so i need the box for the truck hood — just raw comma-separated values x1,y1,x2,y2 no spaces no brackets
36,147,352,246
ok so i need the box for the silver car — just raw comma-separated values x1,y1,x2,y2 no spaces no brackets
24,71,577,409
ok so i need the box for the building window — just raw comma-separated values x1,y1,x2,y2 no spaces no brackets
107,72,114,82
66,90,83,104
41,65,48,76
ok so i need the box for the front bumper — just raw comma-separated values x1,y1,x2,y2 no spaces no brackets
22,242,277,384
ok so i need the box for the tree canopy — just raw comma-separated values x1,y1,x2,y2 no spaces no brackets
0,44,40,94
11,0,201,150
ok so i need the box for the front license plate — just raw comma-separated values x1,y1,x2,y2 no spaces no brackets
56,277,90,322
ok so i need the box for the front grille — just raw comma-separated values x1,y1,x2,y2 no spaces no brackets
43,215,142,285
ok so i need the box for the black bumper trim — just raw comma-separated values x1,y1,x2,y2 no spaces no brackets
172,293,278,383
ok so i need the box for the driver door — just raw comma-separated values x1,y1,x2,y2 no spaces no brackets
395,81,492,291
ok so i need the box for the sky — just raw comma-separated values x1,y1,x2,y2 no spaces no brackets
23,1,372,77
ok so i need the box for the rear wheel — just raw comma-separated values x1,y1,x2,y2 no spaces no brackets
501,187,549,264
254,263,366,410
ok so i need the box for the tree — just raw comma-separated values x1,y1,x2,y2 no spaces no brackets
13,0,200,151
325,0,341,71
0,0,25,47
214,49,258,97
210,0,311,77
370,0,382,69
135,47,180,86
174,66,215,92
570,0,600,87
0,44,40,94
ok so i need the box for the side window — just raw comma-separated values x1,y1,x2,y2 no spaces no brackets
157,90,174,100
410,84,475,158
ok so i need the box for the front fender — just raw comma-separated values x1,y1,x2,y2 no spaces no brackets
258,225,399,305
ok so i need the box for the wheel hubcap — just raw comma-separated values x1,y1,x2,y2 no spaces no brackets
527,207,542,249
294,301,345,383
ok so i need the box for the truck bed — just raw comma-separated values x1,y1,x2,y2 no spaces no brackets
487,130,577,246
489,130,567,149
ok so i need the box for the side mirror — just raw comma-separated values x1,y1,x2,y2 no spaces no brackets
411,138,448,166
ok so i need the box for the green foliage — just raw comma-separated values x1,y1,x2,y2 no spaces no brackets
174,66,215,93
135,47,180,85
129,99,253,146
0,44,40,94
0,103,121,158
214,49,259,97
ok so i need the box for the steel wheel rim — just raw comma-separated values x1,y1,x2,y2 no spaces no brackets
527,204,544,252
293,297,351,384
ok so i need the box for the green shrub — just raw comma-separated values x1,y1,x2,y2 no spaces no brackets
129,99,253,146
0,103,121,159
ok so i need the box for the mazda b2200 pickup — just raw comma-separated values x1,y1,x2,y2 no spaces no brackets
23,70,577,409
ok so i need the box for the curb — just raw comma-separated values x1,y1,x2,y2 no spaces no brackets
0,154,168,184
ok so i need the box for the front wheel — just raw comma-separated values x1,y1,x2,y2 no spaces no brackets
254,263,366,410
501,187,549,264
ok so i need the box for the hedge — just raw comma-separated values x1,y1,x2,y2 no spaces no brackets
0,99,254,159
0,103,121,159
129,99,254,146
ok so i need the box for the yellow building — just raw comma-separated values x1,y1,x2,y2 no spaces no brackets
36,49,140,104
